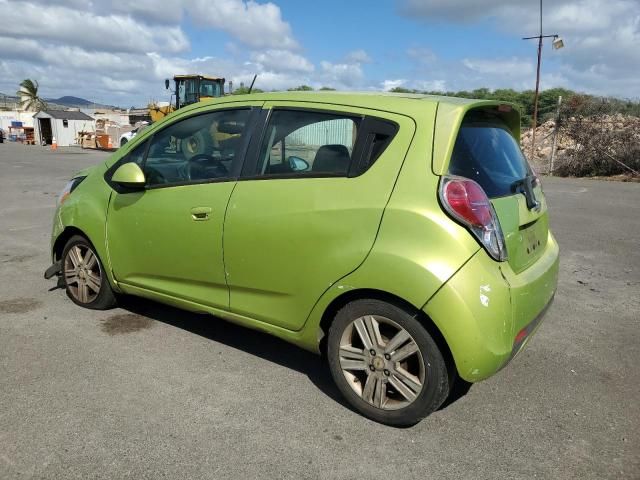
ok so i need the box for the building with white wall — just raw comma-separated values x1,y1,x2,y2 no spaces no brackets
81,108,130,126
33,110,94,146
0,111,35,132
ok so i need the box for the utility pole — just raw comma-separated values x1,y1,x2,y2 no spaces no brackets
523,0,563,162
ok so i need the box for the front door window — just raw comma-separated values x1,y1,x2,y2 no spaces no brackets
143,109,251,187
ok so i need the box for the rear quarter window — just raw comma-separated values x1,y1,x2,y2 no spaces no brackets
448,119,530,198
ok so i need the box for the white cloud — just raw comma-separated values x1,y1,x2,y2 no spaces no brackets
401,0,570,23
319,61,364,89
415,79,447,91
399,0,640,97
381,79,406,91
250,50,314,73
345,49,372,64
0,0,309,105
1,0,298,53
187,0,298,50
462,58,534,77
381,78,447,92
312,50,373,89
1,0,635,107
0,1,190,54
109,0,186,24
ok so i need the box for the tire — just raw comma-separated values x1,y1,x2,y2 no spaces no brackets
61,235,116,310
327,299,451,427
181,130,214,160
120,138,128,147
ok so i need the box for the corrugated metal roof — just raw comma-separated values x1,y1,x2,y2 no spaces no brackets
35,110,94,120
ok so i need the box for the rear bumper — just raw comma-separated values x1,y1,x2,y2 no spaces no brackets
423,231,559,382
503,293,554,367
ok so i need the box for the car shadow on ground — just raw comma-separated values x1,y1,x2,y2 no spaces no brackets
118,295,471,417
117,296,348,408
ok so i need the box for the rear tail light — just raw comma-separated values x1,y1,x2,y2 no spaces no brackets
439,175,507,261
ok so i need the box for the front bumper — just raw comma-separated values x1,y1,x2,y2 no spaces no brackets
44,261,61,279
423,231,559,382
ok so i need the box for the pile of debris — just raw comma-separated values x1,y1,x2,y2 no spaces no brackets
521,120,563,173
521,114,640,177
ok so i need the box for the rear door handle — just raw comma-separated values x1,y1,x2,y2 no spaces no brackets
191,206,212,221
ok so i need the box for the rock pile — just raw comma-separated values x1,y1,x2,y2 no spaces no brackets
520,114,640,176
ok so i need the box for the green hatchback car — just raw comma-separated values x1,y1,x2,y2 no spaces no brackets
45,92,558,426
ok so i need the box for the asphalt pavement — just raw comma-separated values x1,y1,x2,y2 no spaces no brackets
1,142,638,479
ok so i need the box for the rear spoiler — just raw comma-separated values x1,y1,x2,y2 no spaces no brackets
432,101,520,176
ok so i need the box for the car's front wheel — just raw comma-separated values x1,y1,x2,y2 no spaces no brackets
327,299,451,426
62,235,116,310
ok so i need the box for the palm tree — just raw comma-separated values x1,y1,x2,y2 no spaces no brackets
16,79,47,111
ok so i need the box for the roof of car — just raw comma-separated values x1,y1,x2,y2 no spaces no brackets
198,90,503,112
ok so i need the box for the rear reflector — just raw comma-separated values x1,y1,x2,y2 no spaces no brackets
514,328,528,344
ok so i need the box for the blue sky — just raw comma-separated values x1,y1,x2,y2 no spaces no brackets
0,0,637,106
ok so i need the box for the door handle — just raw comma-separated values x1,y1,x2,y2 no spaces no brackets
191,206,212,221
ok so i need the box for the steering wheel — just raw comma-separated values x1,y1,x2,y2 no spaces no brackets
187,153,229,180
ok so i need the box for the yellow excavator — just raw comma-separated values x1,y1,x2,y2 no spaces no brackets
145,74,244,161
148,74,226,123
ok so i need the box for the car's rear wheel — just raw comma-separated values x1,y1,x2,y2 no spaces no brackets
327,299,450,426
120,138,128,147
62,235,116,310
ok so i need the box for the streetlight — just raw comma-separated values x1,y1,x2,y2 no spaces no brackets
523,0,564,161
552,36,565,50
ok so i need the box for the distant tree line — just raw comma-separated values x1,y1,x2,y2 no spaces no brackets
231,83,640,127
388,86,640,127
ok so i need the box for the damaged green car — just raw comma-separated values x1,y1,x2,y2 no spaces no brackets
46,92,558,426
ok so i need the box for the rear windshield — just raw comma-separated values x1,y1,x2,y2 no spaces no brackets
448,119,530,198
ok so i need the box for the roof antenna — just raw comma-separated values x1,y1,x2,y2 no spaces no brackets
248,74,258,94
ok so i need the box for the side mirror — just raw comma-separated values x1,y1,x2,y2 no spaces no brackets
112,163,146,189
165,79,170,90
288,156,310,172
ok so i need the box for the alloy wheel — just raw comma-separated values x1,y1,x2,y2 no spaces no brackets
339,315,426,410
63,245,102,304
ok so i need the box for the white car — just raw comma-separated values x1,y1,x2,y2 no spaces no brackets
119,123,148,147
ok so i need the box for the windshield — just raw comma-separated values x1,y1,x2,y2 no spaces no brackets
177,79,198,106
448,120,530,198
199,80,223,97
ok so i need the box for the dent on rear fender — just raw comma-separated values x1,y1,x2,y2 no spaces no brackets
297,209,481,353
423,250,514,381
345,206,480,307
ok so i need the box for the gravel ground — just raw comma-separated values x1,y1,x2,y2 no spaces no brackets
1,142,638,479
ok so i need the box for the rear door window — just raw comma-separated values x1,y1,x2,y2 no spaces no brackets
448,119,530,198
254,110,360,177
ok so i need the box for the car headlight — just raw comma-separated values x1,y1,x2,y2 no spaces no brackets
58,176,86,206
